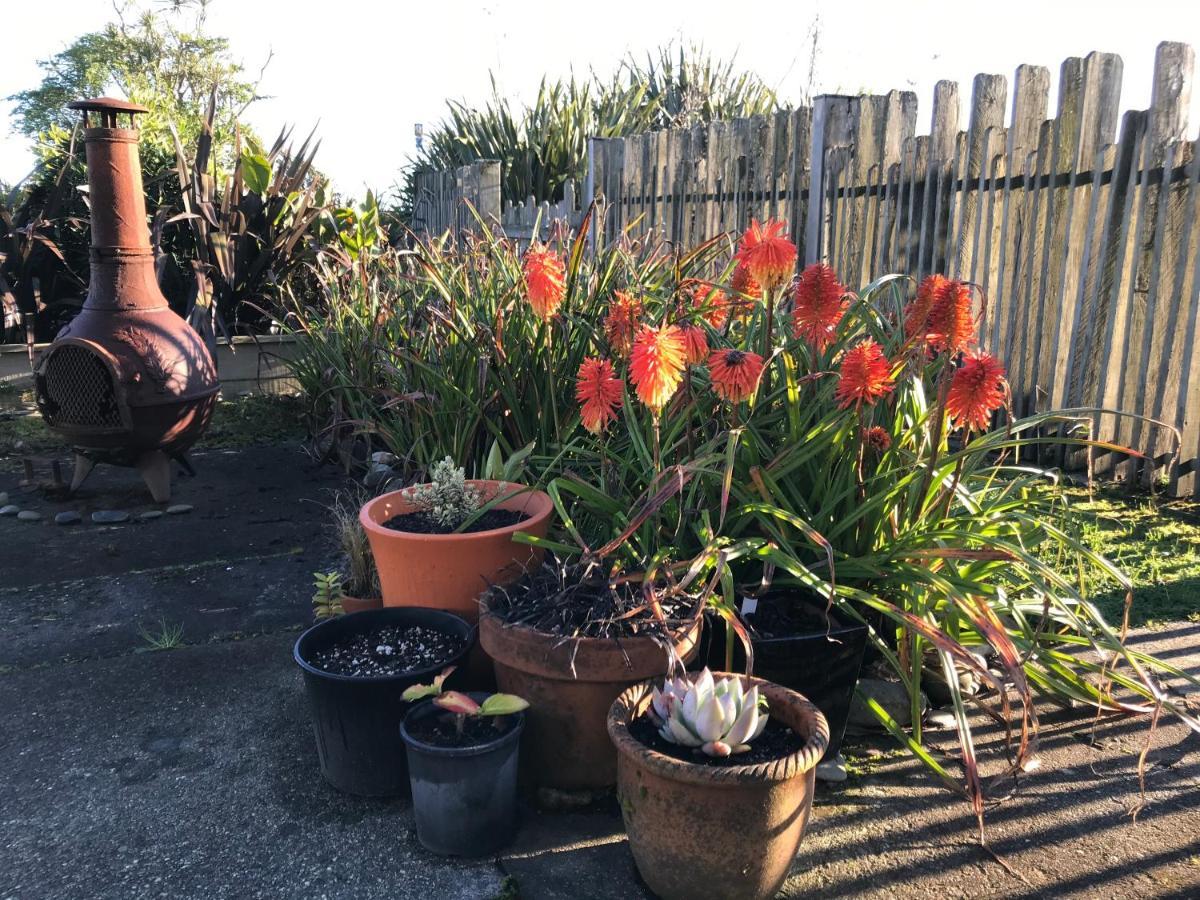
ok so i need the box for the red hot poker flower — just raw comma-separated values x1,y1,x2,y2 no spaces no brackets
575,358,624,435
680,325,709,365
946,352,1007,432
904,274,947,339
863,426,892,453
792,264,848,352
708,349,765,403
690,286,730,330
926,279,976,355
834,339,895,409
734,219,797,292
604,291,643,357
523,245,566,319
630,324,687,413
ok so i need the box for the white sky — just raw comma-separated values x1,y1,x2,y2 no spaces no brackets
2,0,1199,194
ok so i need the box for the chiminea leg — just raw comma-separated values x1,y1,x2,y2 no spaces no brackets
137,451,172,503
70,454,96,493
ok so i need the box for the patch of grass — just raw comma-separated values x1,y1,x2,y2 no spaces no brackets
1065,487,1200,628
196,393,308,449
491,876,521,900
138,619,185,651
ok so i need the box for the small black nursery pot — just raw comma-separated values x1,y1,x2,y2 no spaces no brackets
400,693,525,857
294,607,475,797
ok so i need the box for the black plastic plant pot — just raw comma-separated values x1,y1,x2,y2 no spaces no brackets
400,694,524,857
701,591,868,758
293,607,475,798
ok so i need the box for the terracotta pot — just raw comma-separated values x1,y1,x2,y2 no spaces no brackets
479,608,701,790
607,673,829,900
340,593,382,614
360,480,553,620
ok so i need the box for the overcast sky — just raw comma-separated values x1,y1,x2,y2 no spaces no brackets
2,0,1199,194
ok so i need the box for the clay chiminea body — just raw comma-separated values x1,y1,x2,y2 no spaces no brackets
34,98,219,501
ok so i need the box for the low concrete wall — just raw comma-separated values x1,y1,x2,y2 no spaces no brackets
0,335,302,396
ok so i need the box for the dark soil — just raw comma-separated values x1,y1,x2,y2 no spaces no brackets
748,591,849,640
628,713,806,767
307,625,465,677
484,559,696,640
381,508,527,535
406,710,520,749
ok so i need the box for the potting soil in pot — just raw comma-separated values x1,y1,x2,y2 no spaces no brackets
381,509,528,534
308,624,466,677
747,595,841,638
404,711,521,749
628,713,806,767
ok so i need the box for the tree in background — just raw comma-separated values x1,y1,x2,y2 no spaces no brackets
401,44,782,218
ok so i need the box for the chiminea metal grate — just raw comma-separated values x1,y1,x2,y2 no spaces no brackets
38,345,125,431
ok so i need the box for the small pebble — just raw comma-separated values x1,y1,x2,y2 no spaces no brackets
815,754,848,783
926,708,957,730
92,510,130,524
55,511,82,526
370,451,397,465
139,511,164,521
166,504,194,515
0,492,8,505
0,505,19,517
17,510,42,522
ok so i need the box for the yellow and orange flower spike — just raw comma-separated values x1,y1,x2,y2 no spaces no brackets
680,325,709,366
946,352,1007,432
707,349,765,403
690,285,730,330
522,244,566,320
904,274,948,340
734,219,797,291
575,357,624,434
792,263,848,352
834,339,895,409
630,324,686,413
926,279,976,356
603,291,643,357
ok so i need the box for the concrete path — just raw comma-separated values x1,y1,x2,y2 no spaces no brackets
1,444,1197,899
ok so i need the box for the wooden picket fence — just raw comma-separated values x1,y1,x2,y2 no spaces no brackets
412,43,1200,496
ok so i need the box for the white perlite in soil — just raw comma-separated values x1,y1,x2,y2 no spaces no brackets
308,624,464,677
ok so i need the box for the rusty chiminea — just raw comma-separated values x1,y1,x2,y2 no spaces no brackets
34,98,219,501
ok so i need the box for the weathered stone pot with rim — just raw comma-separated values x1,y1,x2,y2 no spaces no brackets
479,606,701,790
607,672,829,900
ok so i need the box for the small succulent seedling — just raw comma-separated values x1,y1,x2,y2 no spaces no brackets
650,668,769,757
404,456,482,529
403,666,529,739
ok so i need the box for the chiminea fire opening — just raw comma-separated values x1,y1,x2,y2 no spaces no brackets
33,98,219,502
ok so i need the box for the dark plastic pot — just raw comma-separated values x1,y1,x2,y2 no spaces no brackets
400,694,524,857
701,591,867,758
294,607,475,797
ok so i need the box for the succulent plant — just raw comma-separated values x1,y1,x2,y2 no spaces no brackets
650,668,769,757
405,456,482,529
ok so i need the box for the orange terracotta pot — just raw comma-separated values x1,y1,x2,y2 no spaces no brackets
340,593,382,614
607,673,829,900
360,481,552,622
479,607,701,790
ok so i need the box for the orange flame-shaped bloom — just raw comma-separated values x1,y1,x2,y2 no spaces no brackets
863,426,892,452
946,352,1007,432
681,325,709,365
904,274,947,339
926,279,976,355
834,339,895,409
734,219,797,291
690,286,730,329
792,264,848,352
730,264,761,299
575,357,624,434
708,349,765,403
630,324,686,413
604,291,643,357
523,245,566,319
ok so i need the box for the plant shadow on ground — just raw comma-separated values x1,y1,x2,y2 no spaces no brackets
1064,486,1200,628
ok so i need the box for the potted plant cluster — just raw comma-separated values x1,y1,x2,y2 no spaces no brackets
400,668,529,856
311,489,383,617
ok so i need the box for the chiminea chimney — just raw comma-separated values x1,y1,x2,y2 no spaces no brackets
34,98,219,502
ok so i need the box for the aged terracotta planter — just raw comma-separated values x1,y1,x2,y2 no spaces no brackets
359,480,552,621
479,607,701,790
340,593,382,614
607,673,829,900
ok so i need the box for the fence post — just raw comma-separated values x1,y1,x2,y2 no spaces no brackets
478,160,502,228
804,97,830,265
585,137,597,254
